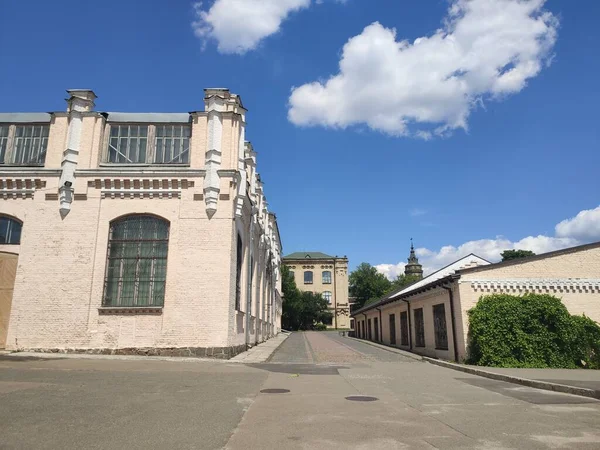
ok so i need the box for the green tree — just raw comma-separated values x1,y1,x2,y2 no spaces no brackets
349,263,391,309
500,249,536,261
281,266,333,331
389,274,421,293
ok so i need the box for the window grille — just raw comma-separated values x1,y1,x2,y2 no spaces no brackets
304,271,313,284
0,125,9,163
235,235,243,310
374,317,379,341
389,314,396,345
414,308,425,347
103,215,169,307
155,125,190,164
0,216,22,244
108,125,148,163
433,304,448,350
322,270,332,284
322,291,332,304
400,311,409,346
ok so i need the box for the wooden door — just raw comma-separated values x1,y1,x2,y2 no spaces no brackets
0,253,18,349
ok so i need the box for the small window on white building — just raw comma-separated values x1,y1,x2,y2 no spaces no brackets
322,291,332,304
106,123,191,164
108,125,148,163
0,124,49,166
322,270,332,284
155,125,190,164
0,216,22,244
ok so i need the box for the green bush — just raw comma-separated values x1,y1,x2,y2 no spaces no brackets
313,323,328,331
467,293,600,369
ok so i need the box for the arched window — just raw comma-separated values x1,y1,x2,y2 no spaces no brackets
0,216,22,244
235,234,243,310
322,291,332,304
304,271,313,284
322,271,332,284
103,215,169,307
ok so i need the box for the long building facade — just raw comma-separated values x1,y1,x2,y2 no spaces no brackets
353,242,600,362
0,88,282,358
282,252,350,329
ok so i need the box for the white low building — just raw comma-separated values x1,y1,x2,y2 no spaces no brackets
353,242,600,362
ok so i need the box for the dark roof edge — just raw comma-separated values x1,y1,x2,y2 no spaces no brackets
352,274,460,316
458,240,600,275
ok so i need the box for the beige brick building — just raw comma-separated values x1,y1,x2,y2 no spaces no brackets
353,242,600,362
0,88,282,358
282,252,350,329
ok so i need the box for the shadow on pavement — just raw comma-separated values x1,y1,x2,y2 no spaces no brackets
247,363,348,375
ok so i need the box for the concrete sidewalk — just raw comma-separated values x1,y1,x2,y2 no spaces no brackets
347,336,600,400
230,331,290,363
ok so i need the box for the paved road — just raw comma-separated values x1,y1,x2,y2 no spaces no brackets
1,332,600,449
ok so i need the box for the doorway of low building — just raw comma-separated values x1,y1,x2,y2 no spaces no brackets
0,252,18,349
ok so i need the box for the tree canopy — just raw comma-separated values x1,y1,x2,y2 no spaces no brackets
500,249,536,261
281,265,333,331
349,263,392,309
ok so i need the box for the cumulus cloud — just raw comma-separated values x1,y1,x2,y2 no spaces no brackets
376,206,600,280
555,206,600,241
288,0,559,136
192,0,310,54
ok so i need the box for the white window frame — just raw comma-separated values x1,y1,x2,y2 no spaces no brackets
322,291,332,304
103,123,191,165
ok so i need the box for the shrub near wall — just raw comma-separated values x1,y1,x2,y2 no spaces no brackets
467,294,600,369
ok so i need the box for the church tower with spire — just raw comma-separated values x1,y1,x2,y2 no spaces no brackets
404,239,424,279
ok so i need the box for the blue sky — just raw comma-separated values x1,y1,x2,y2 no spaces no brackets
1,0,599,276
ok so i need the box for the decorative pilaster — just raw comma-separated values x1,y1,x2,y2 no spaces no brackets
234,124,246,218
59,89,96,218
203,95,224,218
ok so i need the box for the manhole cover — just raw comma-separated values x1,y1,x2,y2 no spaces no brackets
260,388,290,394
345,395,379,402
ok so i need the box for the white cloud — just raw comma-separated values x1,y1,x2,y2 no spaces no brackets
288,0,558,137
555,206,600,241
375,262,406,281
192,0,310,54
376,205,600,280
409,208,427,217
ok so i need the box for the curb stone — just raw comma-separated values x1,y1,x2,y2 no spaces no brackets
423,357,600,401
345,337,600,401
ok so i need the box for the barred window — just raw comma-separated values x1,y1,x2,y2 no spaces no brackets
0,125,9,163
322,291,332,304
0,124,49,166
304,271,313,284
155,125,190,164
235,234,243,310
414,308,425,347
322,270,331,284
103,215,169,308
400,311,409,346
0,216,22,244
433,304,448,350
108,125,148,163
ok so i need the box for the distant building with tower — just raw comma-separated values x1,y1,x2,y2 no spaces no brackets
404,240,423,279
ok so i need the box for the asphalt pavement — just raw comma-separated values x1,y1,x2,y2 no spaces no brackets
2,332,600,449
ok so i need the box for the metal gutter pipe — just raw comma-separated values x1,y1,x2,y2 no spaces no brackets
442,285,459,363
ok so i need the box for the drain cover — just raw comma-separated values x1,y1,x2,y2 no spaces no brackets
345,395,378,402
260,388,290,394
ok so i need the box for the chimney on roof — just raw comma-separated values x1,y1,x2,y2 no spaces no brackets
66,89,96,113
